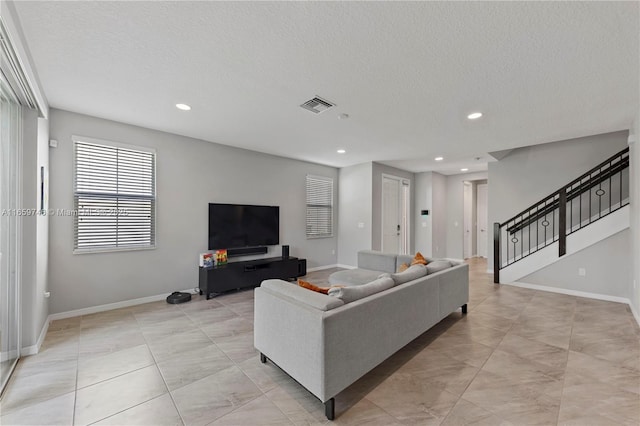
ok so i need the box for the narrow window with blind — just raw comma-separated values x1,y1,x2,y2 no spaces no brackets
73,136,156,253
306,175,333,238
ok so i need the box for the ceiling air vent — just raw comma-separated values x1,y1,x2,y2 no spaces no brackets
300,96,335,114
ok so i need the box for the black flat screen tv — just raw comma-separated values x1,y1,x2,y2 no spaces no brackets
208,203,279,250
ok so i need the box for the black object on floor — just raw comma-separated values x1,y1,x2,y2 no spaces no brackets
166,291,191,304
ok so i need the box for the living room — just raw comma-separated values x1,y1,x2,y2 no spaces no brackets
1,1,639,425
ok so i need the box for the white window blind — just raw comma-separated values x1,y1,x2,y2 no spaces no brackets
306,175,333,238
74,138,156,252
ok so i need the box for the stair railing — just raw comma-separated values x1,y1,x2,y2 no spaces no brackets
494,147,629,283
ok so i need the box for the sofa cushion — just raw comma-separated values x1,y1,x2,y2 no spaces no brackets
390,264,427,285
328,276,394,304
426,260,453,274
261,279,345,311
328,268,382,286
357,250,397,274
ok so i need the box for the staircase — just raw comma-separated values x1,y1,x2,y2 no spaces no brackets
493,148,629,283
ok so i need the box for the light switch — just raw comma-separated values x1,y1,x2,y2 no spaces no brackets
357,222,364,228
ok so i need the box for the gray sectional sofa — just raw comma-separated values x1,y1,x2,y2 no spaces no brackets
253,250,469,420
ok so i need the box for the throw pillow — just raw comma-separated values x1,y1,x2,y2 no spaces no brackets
298,280,344,294
397,262,410,272
411,252,428,266
327,276,394,303
426,260,453,274
390,264,427,285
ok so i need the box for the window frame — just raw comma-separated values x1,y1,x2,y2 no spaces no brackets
72,135,157,254
305,174,334,239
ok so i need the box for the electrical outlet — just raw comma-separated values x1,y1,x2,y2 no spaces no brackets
578,268,586,277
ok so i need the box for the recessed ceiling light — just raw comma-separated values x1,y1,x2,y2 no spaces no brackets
337,149,346,154
467,112,482,120
176,103,191,111
434,156,444,161
461,168,469,172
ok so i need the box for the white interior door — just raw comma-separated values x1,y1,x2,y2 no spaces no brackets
382,176,401,253
463,182,472,259
477,183,488,257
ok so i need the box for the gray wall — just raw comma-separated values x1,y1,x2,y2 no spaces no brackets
432,172,447,258
445,171,488,259
488,131,630,271
337,163,372,267
630,114,639,319
521,230,630,298
48,109,339,314
414,171,447,258
371,162,414,253
414,172,433,256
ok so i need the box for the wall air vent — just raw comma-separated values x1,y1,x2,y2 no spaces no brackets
300,96,335,114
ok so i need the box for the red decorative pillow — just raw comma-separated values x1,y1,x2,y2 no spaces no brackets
411,252,428,266
298,280,344,294
397,262,410,272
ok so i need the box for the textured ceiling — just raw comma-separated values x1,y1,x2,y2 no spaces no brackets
14,1,639,174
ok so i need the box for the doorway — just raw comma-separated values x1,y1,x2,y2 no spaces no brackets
477,183,488,257
462,179,489,259
0,76,22,394
382,175,410,254
463,182,473,259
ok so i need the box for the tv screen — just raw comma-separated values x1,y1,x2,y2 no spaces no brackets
208,203,279,250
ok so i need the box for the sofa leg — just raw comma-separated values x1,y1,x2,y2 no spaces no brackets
260,353,267,364
462,304,468,314
325,398,335,420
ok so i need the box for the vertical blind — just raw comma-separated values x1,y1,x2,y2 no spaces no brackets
74,139,156,251
306,175,333,238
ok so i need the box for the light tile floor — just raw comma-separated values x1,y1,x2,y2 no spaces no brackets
1,258,639,425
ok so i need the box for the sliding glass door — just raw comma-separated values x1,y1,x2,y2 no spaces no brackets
0,75,21,395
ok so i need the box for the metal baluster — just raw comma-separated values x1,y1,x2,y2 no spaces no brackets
579,179,582,230
598,167,602,219
609,160,612,213
620,154,623,208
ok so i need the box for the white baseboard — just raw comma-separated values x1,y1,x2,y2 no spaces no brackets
21,317,50,356
306,264,338,273
508,281,630,304
629,301,640,327
48,287,198,321
336,264,356,269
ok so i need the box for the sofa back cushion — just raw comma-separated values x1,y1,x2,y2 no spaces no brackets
328,276,394,304
357,250,397,274
426,260,453,274
390,264,427,285
261,279,345,311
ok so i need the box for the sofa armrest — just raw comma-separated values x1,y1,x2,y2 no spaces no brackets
357,250,397,273
254,284,332,401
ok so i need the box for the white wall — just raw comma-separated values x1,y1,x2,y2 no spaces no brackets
488,131,629,271
337,163,373,267
629,113,640,321
521,230,630,299
48,109,339,314
445,171,488,259
371,162,414,253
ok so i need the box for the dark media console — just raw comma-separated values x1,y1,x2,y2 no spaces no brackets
199,256,307,299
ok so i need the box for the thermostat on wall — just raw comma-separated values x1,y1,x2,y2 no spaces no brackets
421,210,429,216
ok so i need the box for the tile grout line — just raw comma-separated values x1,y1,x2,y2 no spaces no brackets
555,298,577,426
440,266,526,425
133,307,188,426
